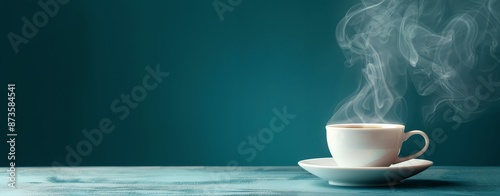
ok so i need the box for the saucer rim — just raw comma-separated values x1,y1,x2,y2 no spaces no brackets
298,157,433,170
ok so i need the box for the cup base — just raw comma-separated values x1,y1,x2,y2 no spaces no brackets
332,148,399,167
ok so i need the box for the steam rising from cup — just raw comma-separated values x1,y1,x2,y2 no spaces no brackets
329,0,500,125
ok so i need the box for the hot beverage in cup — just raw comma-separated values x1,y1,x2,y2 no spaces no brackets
326,123,429,167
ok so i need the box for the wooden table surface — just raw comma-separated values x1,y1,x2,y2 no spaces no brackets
1,166,499,195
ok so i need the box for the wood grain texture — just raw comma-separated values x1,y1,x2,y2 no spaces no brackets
1,166,499,195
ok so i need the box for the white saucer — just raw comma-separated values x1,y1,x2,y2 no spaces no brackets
298,158,433,186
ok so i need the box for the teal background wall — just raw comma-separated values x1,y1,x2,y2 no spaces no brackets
1,0,499,166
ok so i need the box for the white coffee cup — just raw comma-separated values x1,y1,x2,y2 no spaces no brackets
326,123,429,167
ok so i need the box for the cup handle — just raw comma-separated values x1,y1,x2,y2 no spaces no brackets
395,130,429,164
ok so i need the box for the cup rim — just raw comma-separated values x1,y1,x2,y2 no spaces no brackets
326,123,404,129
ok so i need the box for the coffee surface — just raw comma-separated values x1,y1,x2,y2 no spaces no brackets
333,125,384,128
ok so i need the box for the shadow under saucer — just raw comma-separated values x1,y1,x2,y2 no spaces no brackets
312,179,471,190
